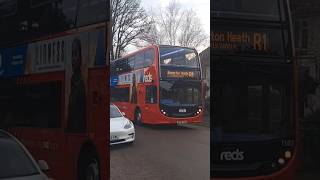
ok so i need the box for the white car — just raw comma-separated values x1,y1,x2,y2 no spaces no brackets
0,129,50,180
110,104,135,145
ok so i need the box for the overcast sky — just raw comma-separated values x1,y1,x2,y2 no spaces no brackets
141,0,210,35
126,0,210,54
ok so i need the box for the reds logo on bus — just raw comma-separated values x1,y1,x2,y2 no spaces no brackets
220,149,245,161
144,72,152,82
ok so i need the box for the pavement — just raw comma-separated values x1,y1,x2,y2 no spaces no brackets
110,114,320,180
110,123,210,180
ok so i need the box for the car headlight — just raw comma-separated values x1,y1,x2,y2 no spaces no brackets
124,120,133,129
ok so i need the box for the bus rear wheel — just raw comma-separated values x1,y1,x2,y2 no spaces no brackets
135,110,142,126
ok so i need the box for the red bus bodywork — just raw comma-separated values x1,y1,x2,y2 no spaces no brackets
112,45,204,125
2,23,109,180
211,0,299,179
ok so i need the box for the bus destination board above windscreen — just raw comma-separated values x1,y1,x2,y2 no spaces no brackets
212,28,286,57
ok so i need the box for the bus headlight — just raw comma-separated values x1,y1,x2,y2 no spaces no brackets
196,108,202,115
278,158,285,165
284,151,292,159
161,109,167,115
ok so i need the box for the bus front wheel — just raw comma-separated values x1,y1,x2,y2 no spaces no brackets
135,110,142,126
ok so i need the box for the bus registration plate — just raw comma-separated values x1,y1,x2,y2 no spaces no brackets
177,121,187,125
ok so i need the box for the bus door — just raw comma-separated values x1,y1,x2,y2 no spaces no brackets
88,68,108,138
141,84,158,122
87,68,109,180
137,84,147,121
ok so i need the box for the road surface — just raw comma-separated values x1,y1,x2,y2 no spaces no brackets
110,123,210,180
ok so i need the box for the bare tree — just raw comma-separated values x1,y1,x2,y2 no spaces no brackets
143,0,208,50
178,9,208,48
137,12,164,45
111,0,152,59
161,0,185,45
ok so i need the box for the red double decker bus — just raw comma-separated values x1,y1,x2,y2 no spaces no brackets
212,0,299,179
0,1,109,180
110,45,204,125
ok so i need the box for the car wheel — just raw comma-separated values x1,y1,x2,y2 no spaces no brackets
85,159,99,180
135,110,142,126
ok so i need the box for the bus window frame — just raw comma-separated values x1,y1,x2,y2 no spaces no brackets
110,86,130,103
0,0,109,47
112,47,156,75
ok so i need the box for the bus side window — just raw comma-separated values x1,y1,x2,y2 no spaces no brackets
6,82,61,128
128,57,134,71
146,85,157,104
111,87,130,102
134,53,144,70
76,0,108,27
145,49,154,67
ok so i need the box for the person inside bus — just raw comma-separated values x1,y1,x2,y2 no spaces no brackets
67,38,86,132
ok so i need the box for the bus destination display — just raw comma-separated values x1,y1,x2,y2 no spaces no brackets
212,31,270,53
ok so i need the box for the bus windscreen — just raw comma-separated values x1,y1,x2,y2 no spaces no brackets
212,0,282,21
0,0,17,18
213,83,291,142
160,47,199,68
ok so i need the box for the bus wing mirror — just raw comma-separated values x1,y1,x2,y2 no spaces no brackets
38,160,50,172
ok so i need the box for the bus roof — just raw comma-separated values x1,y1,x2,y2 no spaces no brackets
111,44,197,62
